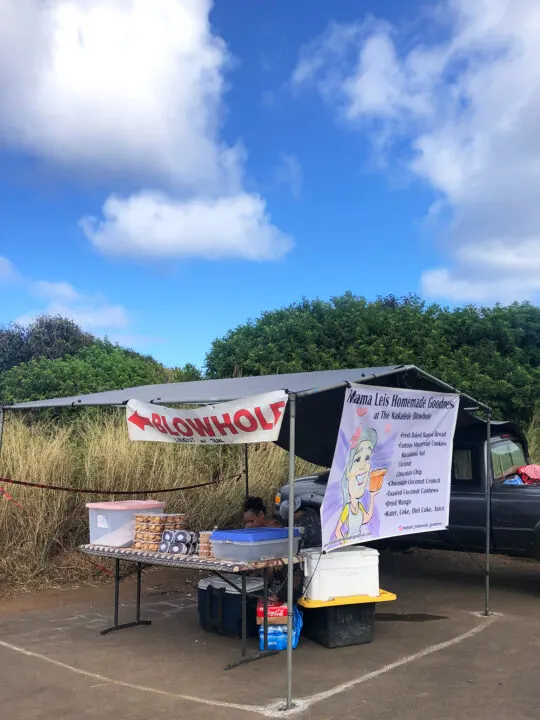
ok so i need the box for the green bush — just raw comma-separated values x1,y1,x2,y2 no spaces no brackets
206,294,540,424
1,340,169,403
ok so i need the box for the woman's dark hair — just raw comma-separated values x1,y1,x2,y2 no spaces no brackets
243,496,266,516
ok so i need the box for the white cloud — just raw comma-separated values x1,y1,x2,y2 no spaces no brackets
276,153,303,200
33,280,80,304
18,304,127,332
0,262,129,332
421,267,540,304
0,0,291,263
0,256,18,284
293,0,540,303
81,192,292,261
26,280,128,330
0,0,233,191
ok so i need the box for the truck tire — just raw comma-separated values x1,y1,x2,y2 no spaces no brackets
532,523,540,560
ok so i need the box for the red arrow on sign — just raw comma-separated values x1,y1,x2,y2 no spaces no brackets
128,411,152,431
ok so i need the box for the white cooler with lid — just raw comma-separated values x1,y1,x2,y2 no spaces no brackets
302,545,379,601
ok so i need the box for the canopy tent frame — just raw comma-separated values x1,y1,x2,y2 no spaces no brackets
244,445,250,498
0,366,496,710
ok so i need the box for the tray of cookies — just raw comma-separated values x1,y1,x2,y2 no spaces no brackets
134,513,186,548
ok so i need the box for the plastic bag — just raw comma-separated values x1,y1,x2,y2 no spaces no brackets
258,605,303,651
503,475,523,485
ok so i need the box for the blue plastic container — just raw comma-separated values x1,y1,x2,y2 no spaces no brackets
198,575,263,638
211,528,301,562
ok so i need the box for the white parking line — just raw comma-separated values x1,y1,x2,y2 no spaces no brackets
0,639,264,716
290,612,499,713
0,612,499,718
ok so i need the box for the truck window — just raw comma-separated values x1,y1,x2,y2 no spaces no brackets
491,438,526,481
452,448,481,488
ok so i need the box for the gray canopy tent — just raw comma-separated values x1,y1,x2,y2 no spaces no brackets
1,364,495,709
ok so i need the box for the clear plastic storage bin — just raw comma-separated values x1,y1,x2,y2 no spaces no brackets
211,528,301,562
86,500,166,547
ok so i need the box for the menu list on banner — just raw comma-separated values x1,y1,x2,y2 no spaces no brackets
321,384,459,552
126,391,288,445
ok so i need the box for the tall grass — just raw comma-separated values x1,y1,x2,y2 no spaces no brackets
526,412,540,464
3,410,538,593
0,414,317,591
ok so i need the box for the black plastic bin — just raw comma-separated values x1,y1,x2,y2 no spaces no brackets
197,577,260,639
302,602,375,648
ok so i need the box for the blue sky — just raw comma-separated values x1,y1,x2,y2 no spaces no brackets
1,0,538,368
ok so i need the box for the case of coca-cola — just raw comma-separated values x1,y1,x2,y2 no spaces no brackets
256,598,288,626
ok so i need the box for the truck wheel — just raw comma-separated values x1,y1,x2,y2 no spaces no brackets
299,507,322,548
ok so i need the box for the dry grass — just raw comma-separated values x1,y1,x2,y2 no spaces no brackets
0,413,317,593
526,412,540,463
3,410,538,595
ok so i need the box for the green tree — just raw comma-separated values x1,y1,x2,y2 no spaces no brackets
167,363,203,382
0,323,27,373
206,293,540,425
0,340,169,403
0,315,93,372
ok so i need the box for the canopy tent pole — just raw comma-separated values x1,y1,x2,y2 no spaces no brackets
484,410,492,616
286,392,296,711
244,445,249,497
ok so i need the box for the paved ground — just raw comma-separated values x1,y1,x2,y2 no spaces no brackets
1,548,540,719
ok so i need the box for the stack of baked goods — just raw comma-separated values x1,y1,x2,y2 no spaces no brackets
198,530,214,558
133,513,186,551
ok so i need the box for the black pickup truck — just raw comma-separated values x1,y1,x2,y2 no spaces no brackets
275,420,540,558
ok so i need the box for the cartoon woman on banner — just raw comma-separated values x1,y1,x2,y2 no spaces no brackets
333,426,387,543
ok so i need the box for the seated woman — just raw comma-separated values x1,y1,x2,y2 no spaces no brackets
243,496,281,528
